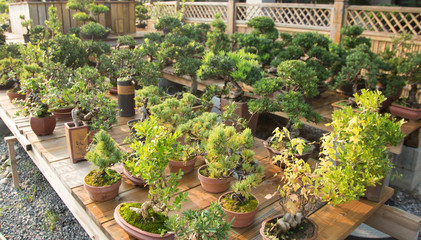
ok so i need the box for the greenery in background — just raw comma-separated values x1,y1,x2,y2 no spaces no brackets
19,15,32,35
85,130,122,187
154,16,181,35
84,40,111,67
67,0,109,23
206,14,231,54
135,3,150,26
168,202,232,239
80,22,110,39
45,6,61,40
116,35,136,49
47,34,87,69
340,25,371,50
0,57,23,91
138,32,163,63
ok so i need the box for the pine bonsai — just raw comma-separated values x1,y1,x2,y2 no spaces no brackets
85,130,122,187
206,14,231,54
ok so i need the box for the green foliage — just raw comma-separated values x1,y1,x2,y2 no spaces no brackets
340,25,371,50
42,61,75,109
177,23,210,44
84,168,120,187
45,6,62,40
87,3,109,14
168,202,231,239
19,15,32,34
206,14,231,54
135,85,164,110
226,49,263,85
130,116,188,218
67,0,109,23
277,60,319,97
246,16,278,40
80,22,110,39
119,203,170,234
220,193,258,213
29,26,46,44
117,35,136,47
86,130,122,171
84,40,111,65
317,90,405,205
154,16,181,34
47,34,87,69
73,12,90,22
0,27,5,45
68,27,81,37
0,58,23,90
135,4,150,24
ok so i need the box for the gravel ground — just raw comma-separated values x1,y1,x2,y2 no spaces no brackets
0,124,420,240
0,131,90,240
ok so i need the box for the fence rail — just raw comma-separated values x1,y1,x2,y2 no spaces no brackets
184,2,228,21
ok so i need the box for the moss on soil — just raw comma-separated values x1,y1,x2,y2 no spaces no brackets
263,217,315,240
84,169,121,187
119,202,170,234
220,193,258,213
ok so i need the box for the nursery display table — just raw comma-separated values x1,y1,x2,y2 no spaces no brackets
0,89,417,240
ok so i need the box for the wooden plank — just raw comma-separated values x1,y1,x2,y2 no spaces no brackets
128,2,136,33
364,205,421,240
110,3,117,33
309,187,394,240
5,136,19,189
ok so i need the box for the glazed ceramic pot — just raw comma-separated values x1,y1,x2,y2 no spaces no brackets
168,158,196,174
218,191,259,228
84,177,121,202
114,203,175,240
197,165,230,193
260,214,318,240
64,122,89,163
29,115,56,136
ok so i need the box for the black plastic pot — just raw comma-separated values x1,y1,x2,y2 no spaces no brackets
118,79,135,117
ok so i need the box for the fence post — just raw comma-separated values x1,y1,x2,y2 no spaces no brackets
227,0,236,35
331,0,348,44
175,0,180,16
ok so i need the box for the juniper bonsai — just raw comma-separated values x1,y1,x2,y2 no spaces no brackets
206,14,231,54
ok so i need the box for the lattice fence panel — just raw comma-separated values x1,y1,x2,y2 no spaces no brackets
147,3,177,19
236,5,332,29
346,7,421,35
184,4,228,21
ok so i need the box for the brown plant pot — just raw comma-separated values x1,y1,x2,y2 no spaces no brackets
260,214,318,240
64,122,89,163
23,34,30,43
122,165,146,186
197,165,230,193
114,203,175,240
84,177,121,202
389,103,421,122
118,80,135,117
29,115,56,136
364,174,390,202
263,138,315,169
52,107,73,120
220,98,259,135
6,90,25,102
110,86,118,95
218,191,259,228
168,158,196,174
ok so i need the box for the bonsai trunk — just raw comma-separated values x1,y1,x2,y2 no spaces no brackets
190,74,198,95
408,83,418,106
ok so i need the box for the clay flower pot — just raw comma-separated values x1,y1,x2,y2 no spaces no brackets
84,177,121,202
260,214,318,240
6,90,25,102
29,114,56,136
122,165,146,186
52,107,73,120
114,203,175,240
197,165,230,193
168,158,196,174
218,191,259,228
389,103,421,122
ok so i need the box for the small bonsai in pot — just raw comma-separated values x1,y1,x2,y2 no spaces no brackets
154,16,181,36
135,3,150,28
19,15,32,43
114,116,187,239
84,130,122,202
116,35,136,50
167,202,232,239
319,89,405,203
0,57,24,101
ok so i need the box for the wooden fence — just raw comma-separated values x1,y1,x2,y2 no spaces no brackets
9,1,136,35
147,0,421,53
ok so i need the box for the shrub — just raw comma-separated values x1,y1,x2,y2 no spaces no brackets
80,22,110,39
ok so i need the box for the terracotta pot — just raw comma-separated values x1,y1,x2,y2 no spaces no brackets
84,177,121,202
29,115,56,136
263,138,315,168
52,107,73,120
110,87,118,95
114,203,175,240
220,98,259,135
364,174,390,202
168,158,196,174
389,103,421,122
6,90,25,102
260,214,318,240
122,165,146,186
197,165,230,193
218,191,259,228
64,122,89,163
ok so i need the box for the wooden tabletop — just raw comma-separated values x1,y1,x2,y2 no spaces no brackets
0,90,397,239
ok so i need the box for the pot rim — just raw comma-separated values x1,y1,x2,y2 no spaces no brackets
197,165,230,181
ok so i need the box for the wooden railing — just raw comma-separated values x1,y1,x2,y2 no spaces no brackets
146,1,421,52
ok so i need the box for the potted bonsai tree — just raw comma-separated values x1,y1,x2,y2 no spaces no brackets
114,116,187,240
154,16,181,36
0,57,24,102
205,14,230,54
135,3,150,29
84,130,122,202
116,35,136,50
167,202,232,239
19,15,32,43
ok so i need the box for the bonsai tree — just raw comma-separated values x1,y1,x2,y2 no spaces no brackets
398,52,421,108
119,116,187,235
340,25,371,51
85,130,122,187
206,14,231,54
67,0,109,24
137,32,163,63
116,35,136,49
80,22,110,39
0,58,23,93
167,202,232,239
47,34,87,69
83,40,111,67
154,16,181,35
318,89,405,204
248,60,321,132
19,15,32,35
176,23,210,44
135,3,150,28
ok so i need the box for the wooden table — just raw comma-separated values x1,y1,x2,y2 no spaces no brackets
0,90,406,240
